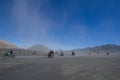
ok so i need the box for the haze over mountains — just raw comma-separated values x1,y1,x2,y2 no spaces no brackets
28,44,50,53
0,40,120,55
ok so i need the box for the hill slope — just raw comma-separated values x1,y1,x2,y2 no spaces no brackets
0,40,18,49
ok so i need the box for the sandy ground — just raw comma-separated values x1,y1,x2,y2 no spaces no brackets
0,56,120,80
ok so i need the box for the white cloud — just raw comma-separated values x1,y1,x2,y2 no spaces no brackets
10,0,88,50
11,0,60,49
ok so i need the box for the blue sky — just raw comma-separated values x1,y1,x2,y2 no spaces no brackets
0,0,120,50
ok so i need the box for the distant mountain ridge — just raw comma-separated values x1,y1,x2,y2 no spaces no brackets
84,44,120,52
0,40,18,49
65,44,120,55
